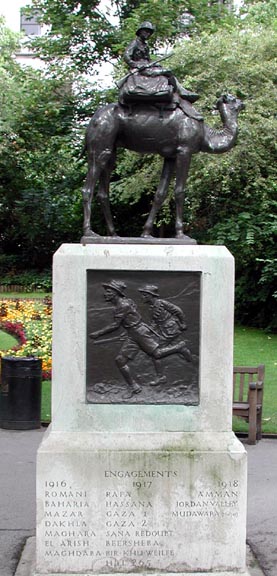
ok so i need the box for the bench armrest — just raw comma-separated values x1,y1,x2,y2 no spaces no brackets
249,380,263,391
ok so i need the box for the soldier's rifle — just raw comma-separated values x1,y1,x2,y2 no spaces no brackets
116,53,173,88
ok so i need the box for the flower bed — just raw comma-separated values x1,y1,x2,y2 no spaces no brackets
0,298,52,380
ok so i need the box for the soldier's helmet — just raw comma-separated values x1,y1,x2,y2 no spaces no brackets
102,280,127,296
138,285,159,297
136,21,155,36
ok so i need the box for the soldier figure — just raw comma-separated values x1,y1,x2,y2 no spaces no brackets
90,280,192,399
119,21,203,120
138,284,192,361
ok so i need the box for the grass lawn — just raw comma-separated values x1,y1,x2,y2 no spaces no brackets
0,292,50,299
41,380,51,422
0,330,18,350
0,299,276,431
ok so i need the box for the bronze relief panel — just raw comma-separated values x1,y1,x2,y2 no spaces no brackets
86,270,200,405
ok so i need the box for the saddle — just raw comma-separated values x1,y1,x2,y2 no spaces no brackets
120,73,174,104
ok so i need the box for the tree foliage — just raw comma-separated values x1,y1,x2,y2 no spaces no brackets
175,16,277,331
25,0,236,73
25,0,116,73
0,19,86,268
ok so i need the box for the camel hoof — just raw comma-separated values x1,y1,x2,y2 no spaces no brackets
83,229,100,238
141,232,154,239
175,232,192,240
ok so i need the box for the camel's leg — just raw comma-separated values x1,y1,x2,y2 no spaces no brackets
83,105,118,237
174,151,191,239
97,152,117,237
83,149,115,237
142,158,175,238
82,160,102,237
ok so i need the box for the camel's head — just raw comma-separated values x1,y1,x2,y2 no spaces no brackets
216,94,245,114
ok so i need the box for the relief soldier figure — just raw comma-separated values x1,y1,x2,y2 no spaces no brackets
89,280,192,399
138,284,192,362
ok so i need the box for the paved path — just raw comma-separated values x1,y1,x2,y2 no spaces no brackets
0,429,276,576
247,440,277,576
0,429,44,576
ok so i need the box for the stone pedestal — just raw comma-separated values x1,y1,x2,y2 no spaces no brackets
35,243,249,576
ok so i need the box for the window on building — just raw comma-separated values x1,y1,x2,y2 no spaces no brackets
20,9,41,36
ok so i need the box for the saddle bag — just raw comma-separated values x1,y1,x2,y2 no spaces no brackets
120,73,174,104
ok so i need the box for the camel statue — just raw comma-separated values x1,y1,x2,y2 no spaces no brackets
82,94,244,240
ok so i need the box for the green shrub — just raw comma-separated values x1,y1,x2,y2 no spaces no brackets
0,269,52,292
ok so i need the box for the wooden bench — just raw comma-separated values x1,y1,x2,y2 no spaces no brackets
233,364,265,444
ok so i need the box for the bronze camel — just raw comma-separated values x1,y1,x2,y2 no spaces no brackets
82,94,244,239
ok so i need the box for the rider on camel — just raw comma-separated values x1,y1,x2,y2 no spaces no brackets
119,21,203,121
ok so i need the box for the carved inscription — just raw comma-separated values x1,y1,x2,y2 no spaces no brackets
42,481,99,558
173,480,240,520
104,472,176,565
41,472,242,570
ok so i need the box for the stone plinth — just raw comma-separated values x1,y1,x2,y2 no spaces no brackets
35,243,249,576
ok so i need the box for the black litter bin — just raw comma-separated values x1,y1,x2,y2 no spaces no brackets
0,356,42,429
